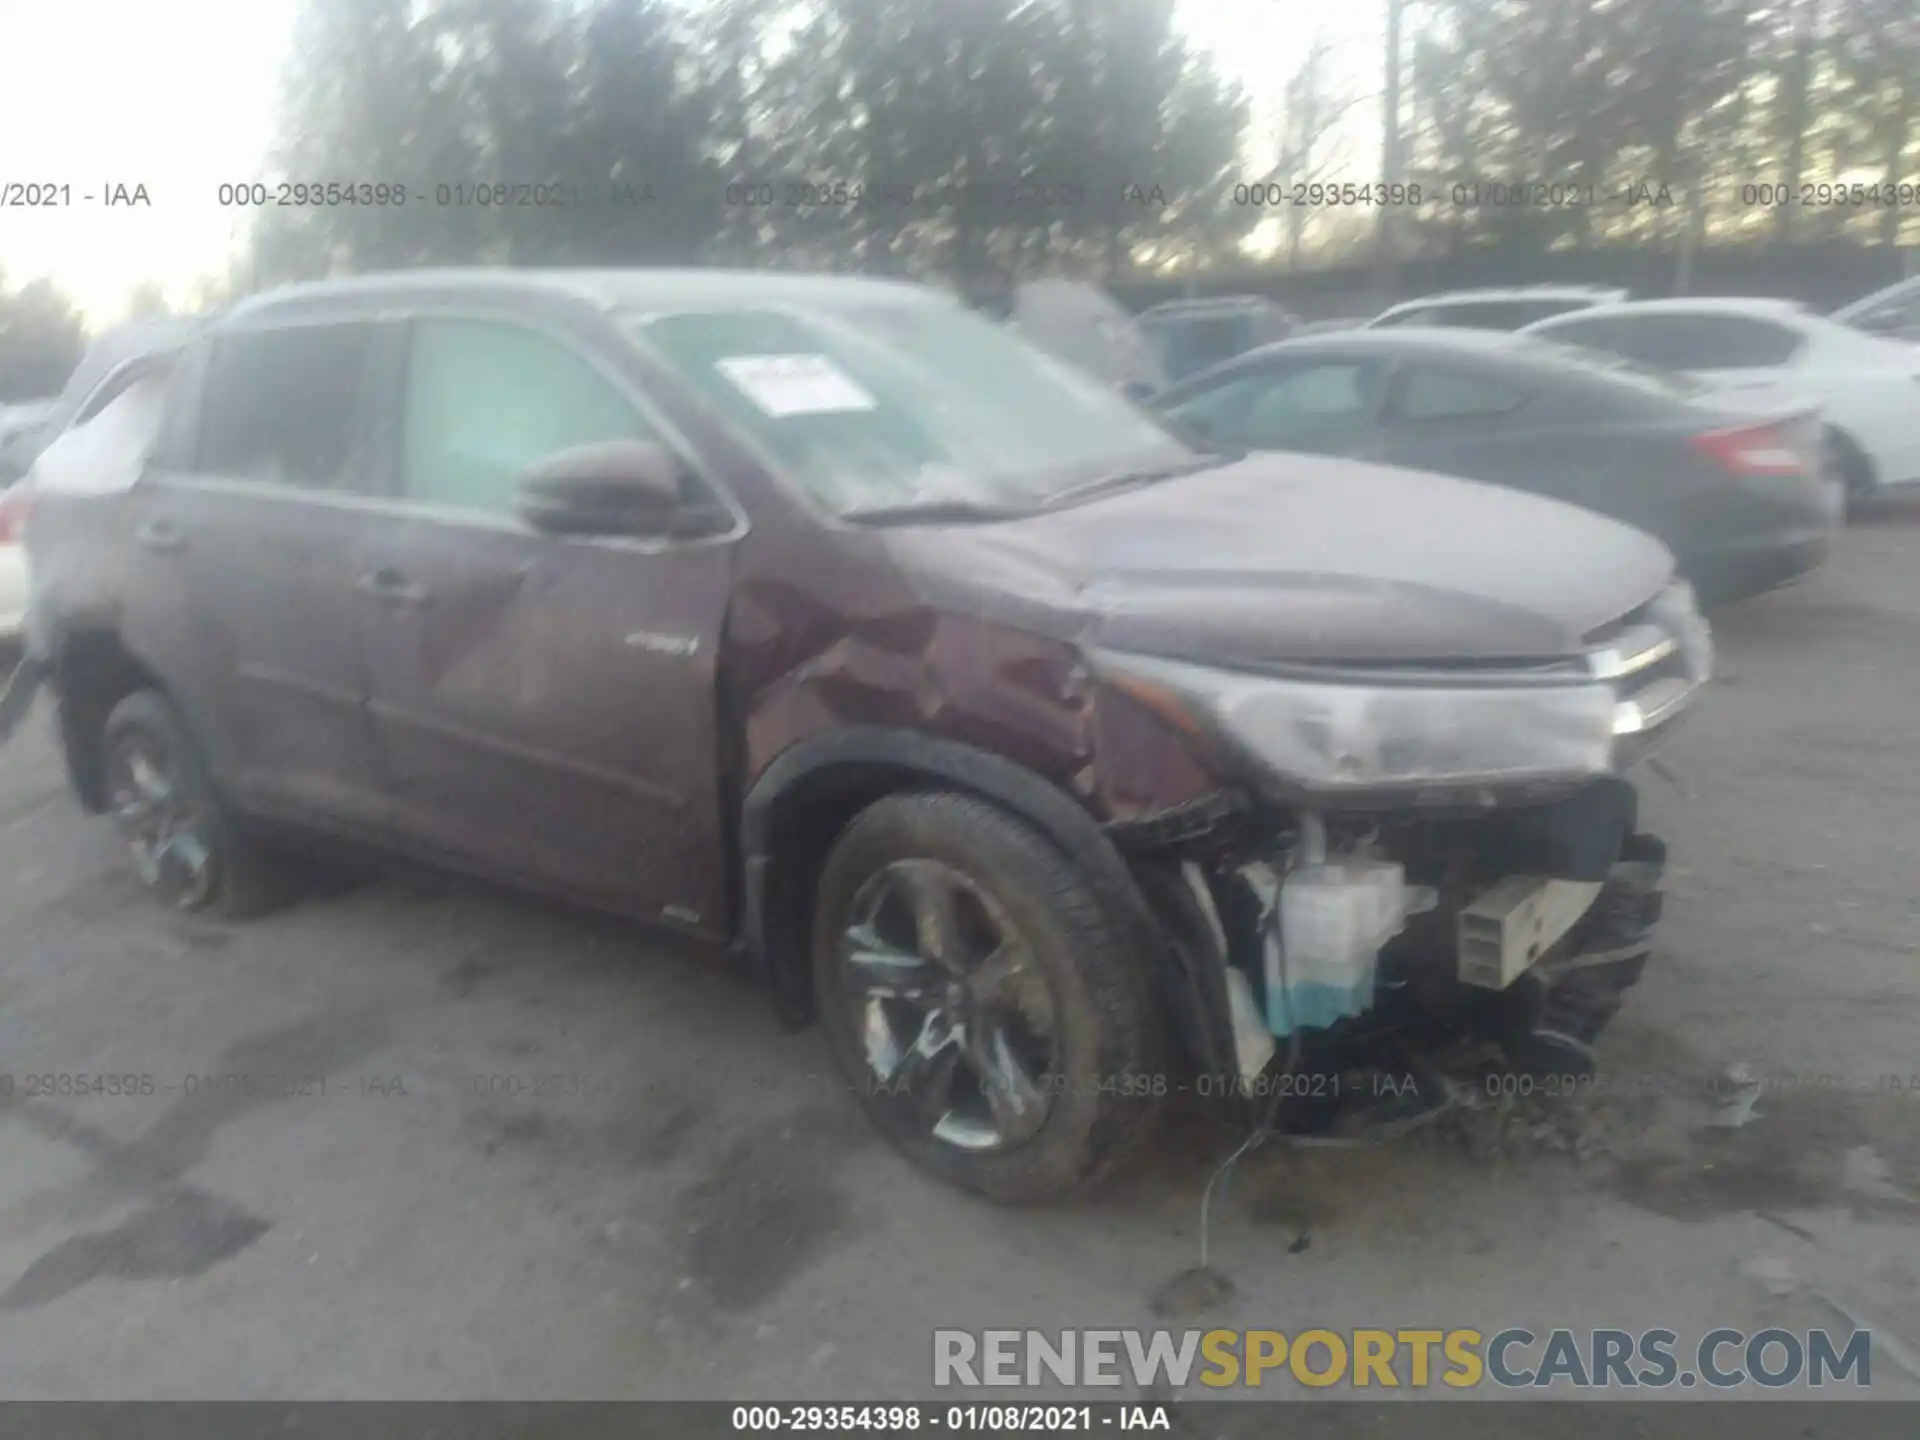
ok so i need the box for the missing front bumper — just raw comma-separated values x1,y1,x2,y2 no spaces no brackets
1487,833,1667,1078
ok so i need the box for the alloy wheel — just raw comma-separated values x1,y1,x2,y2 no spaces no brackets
106,730,216,910
838,858,1058,1152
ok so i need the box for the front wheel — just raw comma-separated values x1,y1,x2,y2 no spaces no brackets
101,690,290,918
812,792,1164,1204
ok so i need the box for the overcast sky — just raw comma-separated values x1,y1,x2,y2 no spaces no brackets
0,0,1379,326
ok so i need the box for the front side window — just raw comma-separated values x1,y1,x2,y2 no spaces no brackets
628,302,1192,516
196,323,375,488
400,319,659,515
1235,361,1383,449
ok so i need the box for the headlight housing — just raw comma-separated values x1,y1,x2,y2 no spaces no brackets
1094,580,1710,801
1096,651,1620,797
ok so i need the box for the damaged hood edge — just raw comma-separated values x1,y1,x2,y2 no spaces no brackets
882,452,1676,669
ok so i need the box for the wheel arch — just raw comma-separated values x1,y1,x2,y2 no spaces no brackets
739,727,1233,1076
44,627,170,813
1825,422,1879,501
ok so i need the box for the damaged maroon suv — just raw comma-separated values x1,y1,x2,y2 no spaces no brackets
19,269,1710,1202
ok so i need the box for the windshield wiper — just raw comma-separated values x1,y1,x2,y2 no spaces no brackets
1038,452,1238,510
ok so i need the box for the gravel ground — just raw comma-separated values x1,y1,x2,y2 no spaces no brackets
0,501,1916,1405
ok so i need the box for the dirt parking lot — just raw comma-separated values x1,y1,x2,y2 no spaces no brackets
1,504,1917,1404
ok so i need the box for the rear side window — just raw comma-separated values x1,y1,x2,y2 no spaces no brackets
196,323,375,488
1605,314,1805,369
1167,359,1383,451
1394,367,1529,420
399,319,659,516
31,371,173,495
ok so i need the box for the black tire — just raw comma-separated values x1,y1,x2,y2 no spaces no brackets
812,791,1164,1204
1826,428,1877,519
100,690,290,919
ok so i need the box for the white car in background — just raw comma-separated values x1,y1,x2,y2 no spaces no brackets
1366,284,1628,331
1832,274,1920,345
1523,297,1920,512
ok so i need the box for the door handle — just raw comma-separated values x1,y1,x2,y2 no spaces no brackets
354,568,434,609
136,520,187,554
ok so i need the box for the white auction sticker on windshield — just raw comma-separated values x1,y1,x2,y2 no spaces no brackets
714,354,878,417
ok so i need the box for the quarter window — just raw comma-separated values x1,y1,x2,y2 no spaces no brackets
196,323,376,488
1162,371,1269,435
399,319,658,515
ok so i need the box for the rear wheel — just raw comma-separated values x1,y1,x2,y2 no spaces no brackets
1826,428,1877,518
812,792,1163,1204
101,690,289,918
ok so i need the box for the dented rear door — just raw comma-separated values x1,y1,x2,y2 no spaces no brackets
135,322,389,830
354,315,735,935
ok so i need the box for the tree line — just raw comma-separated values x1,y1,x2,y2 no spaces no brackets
250,0,1918,294
2,0,1916,393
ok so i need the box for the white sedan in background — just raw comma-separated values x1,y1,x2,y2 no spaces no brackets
1522,297,1920,512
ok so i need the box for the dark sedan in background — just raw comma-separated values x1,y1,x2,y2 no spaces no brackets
1154,329,1845,603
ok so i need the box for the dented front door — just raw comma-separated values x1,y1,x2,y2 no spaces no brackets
354,315,735,935
355,512,734,934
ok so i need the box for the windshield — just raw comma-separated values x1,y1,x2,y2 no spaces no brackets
626,301,1193,517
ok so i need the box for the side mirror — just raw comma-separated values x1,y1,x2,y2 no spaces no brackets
514,440,687,537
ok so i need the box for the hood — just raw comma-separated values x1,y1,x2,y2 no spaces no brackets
884,452,1675,667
